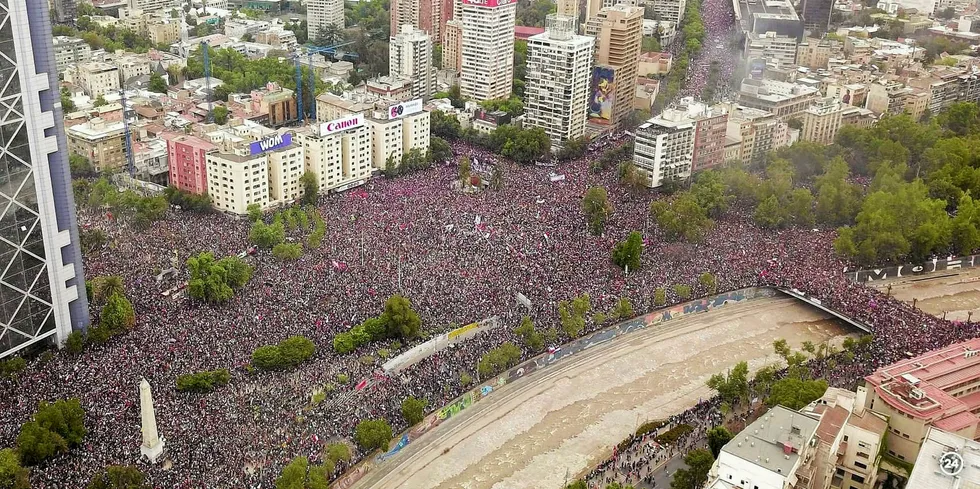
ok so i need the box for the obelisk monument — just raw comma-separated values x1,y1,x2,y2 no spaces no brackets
139,378,165,463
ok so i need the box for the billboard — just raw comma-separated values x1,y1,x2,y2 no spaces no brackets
249,133,292,155
748,58,766,79
461,0,516,6
588,66,616,125
318,113,364,136
388,99,423,120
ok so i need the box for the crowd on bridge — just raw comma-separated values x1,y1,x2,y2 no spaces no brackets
1,112,976,489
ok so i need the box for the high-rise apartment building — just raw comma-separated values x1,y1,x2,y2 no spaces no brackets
163,134,216,195
584,5,643,129
646,0,687,26
308,0,345,41
460,0,517,102
52,36,92,72
443,21,463,72
1,0,90,357
800,0,832,32
390,0,450,44
584,0,639,23
390,25,436,101
296,114,374,193
525,15,595,147
52,0,77,24
633,109,696,188
691,104,728,172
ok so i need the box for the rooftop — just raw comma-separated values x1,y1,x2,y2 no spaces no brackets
66,118,125,139
721,405,820,477
907,428,980,488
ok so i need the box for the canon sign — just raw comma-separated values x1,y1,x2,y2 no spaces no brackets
319,114,364,136
388,99,423,120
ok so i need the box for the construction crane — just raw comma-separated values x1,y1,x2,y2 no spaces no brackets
294,42,358,123
118,88,135,177
201,41,213,123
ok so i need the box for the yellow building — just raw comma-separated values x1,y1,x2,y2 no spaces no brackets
801,97,844,145
66,118,126,172
295,113,374,193
206,152,270,215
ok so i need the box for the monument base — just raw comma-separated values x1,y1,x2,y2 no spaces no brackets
141,438,165,464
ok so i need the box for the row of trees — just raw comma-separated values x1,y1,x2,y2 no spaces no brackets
333,295,422,354
163,187,213,213
186,252,253,304
653,0,705,110
428,111,552,165
252,336,317,371
250,204,324,253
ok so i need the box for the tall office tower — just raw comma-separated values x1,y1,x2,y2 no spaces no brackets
0,0,90,358
390,25,436,101
525,15,595,147
52,0,77,24
308,0,345,40
460,0,517,101
800,0,832,32
584,5,643,128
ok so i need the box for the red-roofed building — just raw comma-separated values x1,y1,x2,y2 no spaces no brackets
862,337,980,463
163,133,216,195
515,26,545,40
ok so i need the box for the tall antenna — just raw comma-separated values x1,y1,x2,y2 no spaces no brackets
119,89,135,177
201,41,213,123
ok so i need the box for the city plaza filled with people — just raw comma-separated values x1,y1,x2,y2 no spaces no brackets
3,6,974,489
0,130,970,487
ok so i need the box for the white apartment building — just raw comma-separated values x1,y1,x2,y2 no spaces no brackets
295,114,374,193
745,31,798,69
77,62,120,98
113,55,151,85
308,0,345,42
646,0,687,26
52,36,91,72
708,406,820,489
207,152,270,215
368,105,430,169
390,25,435,101
632,108,696,188
127,0,179,11
908,428,980,489
266,139,305,205
460,0,517,101
524,14,594,148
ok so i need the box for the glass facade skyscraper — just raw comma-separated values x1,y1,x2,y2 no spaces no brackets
0,0,90,358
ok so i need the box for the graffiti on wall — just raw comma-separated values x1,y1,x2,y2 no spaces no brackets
845,255,980,282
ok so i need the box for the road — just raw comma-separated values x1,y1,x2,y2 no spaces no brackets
871,267,980,322
349,297,850,489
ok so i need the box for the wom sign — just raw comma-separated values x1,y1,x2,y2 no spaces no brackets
845,255,980,282
248,133,291,155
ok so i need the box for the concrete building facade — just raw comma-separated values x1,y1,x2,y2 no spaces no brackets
52,36,92,72
296,114,374,194
66,118,126,172
524,15,595,148
206,152,270,215
164,134,215,195
584,5,644,128
801,96,844,145
308,0,345,43
77,62,121,98
633,109,696,188
390,25,436,101
460,0,517,101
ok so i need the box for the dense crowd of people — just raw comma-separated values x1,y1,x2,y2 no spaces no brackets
0,126,970,487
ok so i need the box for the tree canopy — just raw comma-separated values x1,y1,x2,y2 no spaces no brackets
17,399,87,465
354,419,393,452
86,465,149,489
612,231,643,272
186,252,253,303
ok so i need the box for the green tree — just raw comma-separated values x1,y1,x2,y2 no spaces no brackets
582,187,612,235
252,345,283,370
430,110,462,139
815,157,862,226
61,87,76,113
555,136,590,162
768,378,829,409
477,342,522,377
69,154,94,176
148,72,168,93
610,296,634,320
612,231,643,271
754,194,788,230
383,295,421,339
558,294,590,338
514,315,544,351
654,287,667,306
100,292,135,334
250,221,286,249
18,399,87,465
458,156,471,187
355,419,393,452
325,443,352,464
275,456,332,489
706,426,734,458
429,136,452,163
650,192,713,242
952,194,980,254
673,284,692,299
93,95,107,107
65,330,85,355
212,105,229,124
706,361,749,404
937,101,980,136
0,448,29,489
401,397,428,425
670,449,714,489
272,242,303,260
94,275,125,302
186,252,253,303
300,172,319,205
86,465,149,489
247,203,262,222
698,272,717,294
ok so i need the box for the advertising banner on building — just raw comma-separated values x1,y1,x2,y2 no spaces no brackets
588,66,616,124
318,113,364,136
249,133,292,155
388,99,424,120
